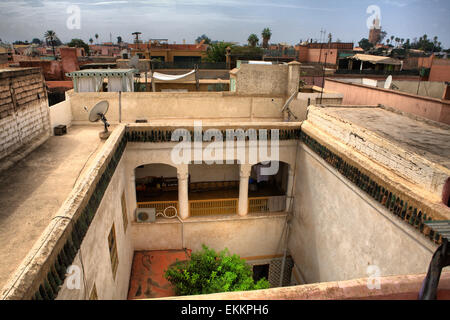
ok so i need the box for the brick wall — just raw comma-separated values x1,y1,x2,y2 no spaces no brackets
0,68,50,161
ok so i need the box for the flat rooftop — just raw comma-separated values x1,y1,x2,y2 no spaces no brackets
0,125,107,288
320,106,450,170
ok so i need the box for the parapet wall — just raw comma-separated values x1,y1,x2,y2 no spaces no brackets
67,91,288,124
324,78,450,124
0,68,50,167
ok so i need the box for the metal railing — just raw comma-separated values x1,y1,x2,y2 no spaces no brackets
248,197,270,213
189,198,238,217
138,200,179,213
137,196,273,217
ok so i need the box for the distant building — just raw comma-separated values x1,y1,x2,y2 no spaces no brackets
296,42,354,66
368,17,382,45
129,40,208,65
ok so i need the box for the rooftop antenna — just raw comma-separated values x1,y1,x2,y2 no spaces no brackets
85,100,111,139
132,32,142,44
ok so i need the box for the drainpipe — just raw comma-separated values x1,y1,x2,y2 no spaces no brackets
279,220,290,287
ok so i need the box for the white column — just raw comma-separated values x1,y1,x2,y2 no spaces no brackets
238,164,252,216
286,167,295,212
177,165,189,220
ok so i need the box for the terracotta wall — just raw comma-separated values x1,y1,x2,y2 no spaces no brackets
298,47,338,64
429,59,450,82
324,78,450,124
19,48,79,81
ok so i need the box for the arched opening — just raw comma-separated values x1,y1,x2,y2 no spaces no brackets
249,161,290,213
135,163,179,212
188,162,240,216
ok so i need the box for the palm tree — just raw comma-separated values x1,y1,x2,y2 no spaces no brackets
248,33,259,47
261,28,272,48
44,30,57,58
95,33,99,45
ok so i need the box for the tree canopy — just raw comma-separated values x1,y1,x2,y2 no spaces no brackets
358,38,373,51
67,38,90,55
410,34,442,52
261,28,272,48
44,30,61,46
247,33,259,47
164,245,270,296
196,34,212,45
31,38,42,45
205,41,233,62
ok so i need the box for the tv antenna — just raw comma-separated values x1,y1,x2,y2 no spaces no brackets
132,32,142,44
85,100,111,139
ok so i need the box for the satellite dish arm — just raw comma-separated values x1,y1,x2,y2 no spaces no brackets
99,113,110,132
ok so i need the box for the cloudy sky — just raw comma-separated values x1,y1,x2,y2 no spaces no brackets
0,0,449,47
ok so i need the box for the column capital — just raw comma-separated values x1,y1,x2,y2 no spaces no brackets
177,165,189,180
239,163,252,178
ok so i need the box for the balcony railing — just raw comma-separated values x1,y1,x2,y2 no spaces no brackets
137,196,274,218
248,197,270,213
138,201,179,213
189,198,238,216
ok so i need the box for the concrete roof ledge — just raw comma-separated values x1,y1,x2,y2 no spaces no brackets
157,272,450,300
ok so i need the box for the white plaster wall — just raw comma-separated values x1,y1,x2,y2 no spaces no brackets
49,100,72,132
189,163,240,182
66,91,287,124
56,158,134,300
288,143,437,284
131,214,288,259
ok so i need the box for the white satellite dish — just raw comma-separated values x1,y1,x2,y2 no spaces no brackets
384,75,393,89
87,100,111,139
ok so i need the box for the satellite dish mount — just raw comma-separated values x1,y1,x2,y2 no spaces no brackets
87,100,111,140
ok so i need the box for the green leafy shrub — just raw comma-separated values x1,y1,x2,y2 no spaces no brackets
164,245,270,296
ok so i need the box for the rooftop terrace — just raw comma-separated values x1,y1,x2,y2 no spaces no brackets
0,126,106,288
322,106,450,170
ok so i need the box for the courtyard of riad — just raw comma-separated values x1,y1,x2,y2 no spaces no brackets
2,106,449,300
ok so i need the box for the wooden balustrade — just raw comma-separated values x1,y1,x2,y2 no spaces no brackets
189,198,238,217
248,197,270,213
138,196,274,218
137,201,179,214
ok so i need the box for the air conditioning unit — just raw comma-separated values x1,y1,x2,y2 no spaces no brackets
135,208,156,223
